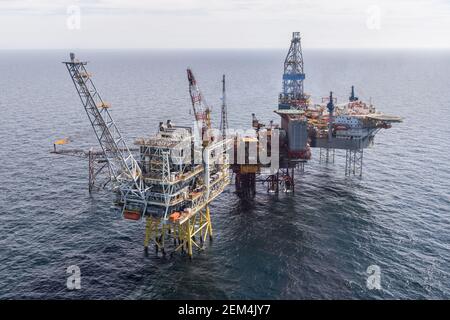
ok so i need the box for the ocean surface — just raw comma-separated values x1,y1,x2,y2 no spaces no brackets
0,49,449,299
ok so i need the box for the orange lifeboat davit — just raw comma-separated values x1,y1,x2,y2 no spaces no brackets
169,211,181,222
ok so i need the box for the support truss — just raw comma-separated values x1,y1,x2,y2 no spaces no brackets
264,167,295,194
345,148,364,177
319,147,335,164
88,149,111,193
63,54,144,202
143,205,213,258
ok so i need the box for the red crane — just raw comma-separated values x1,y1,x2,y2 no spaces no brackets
187,68,212,146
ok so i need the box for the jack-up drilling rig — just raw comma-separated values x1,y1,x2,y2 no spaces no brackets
233,32,402,198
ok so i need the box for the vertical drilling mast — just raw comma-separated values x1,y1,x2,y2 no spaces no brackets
219,74,229,140
279,32,308,109
63,53,145,206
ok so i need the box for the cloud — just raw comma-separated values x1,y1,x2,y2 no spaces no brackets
0,0,448,19
0,0,208,15
0,0,449,48
0,0,357,16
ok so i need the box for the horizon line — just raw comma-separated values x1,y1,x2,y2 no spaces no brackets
0,47,449,51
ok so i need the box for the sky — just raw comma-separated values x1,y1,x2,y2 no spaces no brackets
0,0,449,49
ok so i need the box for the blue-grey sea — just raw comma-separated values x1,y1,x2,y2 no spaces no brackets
0,49,449,299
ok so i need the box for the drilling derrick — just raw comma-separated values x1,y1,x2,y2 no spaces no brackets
63,53,145,214
279,32,308,110
187,68,212,146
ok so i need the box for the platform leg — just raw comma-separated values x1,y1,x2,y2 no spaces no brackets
144,217,152,250
205,205,213,240
187,219,193,258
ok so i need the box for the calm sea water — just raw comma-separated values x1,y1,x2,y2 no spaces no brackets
0,49,449,299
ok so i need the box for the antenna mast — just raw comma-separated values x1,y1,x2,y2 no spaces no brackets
220,74,229,139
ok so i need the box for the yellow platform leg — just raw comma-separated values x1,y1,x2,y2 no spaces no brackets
144,216,153,250
187,218,193,258
205,205,213,240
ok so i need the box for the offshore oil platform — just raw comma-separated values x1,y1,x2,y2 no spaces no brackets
233,32,402,196
53,33,401,257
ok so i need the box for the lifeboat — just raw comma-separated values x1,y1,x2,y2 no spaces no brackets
334,124,349,131
123,210,141,221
